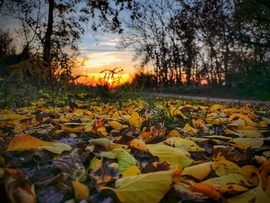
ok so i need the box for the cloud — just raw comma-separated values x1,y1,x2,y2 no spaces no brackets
85,52,122,68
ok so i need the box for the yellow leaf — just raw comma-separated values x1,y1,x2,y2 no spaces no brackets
205,112,227,125
181,162,212,180
108,120,123,131
122,165,141,177
6,134,53,151
216,184,249,194
228,138,264,150
0,114,28,121
112,111,122,118
72,181,90,200
209,104,224,112
164,137,205,152
55,129,64,134
129,139,149,152
183,123,198,136
13,123,28,133
228,113,258,127
102,170,173,203
97,126,107,136
211,160,242,177
234,130,262,138
147,144,193,168
129,112,144,130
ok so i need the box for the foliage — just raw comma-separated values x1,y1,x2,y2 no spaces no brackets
120,0,270,91
0,0,138,89
0,93,270,202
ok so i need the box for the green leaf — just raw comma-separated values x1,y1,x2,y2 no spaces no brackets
102,170,173,203
203,174,252,187
114,148,137,174
43,142,72,154
147,144,193,168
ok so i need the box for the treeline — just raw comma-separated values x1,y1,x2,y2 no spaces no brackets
0,0,269,99
121,0,270,96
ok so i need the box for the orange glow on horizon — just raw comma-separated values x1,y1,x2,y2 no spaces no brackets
74,73,133,88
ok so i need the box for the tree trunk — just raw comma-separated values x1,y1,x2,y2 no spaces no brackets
43,0,54,88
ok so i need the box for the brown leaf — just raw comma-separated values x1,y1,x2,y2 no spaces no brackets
5,170,36,203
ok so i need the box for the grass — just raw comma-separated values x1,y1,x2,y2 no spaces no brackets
0,79,269,110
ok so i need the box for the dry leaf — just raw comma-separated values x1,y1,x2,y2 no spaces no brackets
211,160,242,177
102,170,173,203
129,139,149,152
147,144,193,168
122,165,141,177
190,182,222,200
5,171,36,203
108,120,123,131
167,129,181,138
129,112,144,130
181,162,212,180
72,181,90,200
6,134,53,152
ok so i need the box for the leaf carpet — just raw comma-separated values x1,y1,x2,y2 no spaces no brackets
0,96,270,203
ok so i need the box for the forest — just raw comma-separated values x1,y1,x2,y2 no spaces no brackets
0,0,269,103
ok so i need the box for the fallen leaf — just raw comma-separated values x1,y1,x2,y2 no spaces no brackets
72,181,90,200
211,159,242,176
42,142,72,154
228,138,264,150
228,175,270,203
6,134,53,151
167,129,181,138
114,148,137,174
129,112,144,130
209,104,224,112
181,162,212,180
102,170,173,203
216,183,249,194
147,144,193,168
228,113,258,127
1,114,28,121
203,174,253,187
108,120,123,131
164,137,205,152
190,182,222,200
122,165,141,177
5,170,36,203
183,123,198,136
129,139,149,152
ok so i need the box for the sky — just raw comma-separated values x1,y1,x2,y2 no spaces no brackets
0,3,138,84
78,33,137,75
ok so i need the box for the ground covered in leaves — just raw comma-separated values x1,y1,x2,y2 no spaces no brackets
0,95,270,203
